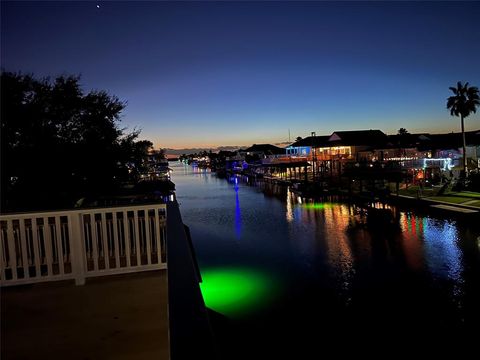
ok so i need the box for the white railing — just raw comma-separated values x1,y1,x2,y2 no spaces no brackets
262,156,310,164
0,204,167,286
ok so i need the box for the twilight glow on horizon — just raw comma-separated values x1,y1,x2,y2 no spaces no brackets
2,1,479,149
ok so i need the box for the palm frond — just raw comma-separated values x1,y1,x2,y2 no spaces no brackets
447,81,480,119
467,86,479,98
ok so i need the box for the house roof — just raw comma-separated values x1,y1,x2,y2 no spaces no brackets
286,129,480,151
386,133,429,149
287,135,331,148
416,130,480,150
244,144,285,155
328,130,389,147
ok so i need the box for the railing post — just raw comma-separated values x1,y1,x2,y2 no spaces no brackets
69,213,86,286
1,204,167,287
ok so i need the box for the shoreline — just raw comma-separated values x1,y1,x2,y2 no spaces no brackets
218,167,480,218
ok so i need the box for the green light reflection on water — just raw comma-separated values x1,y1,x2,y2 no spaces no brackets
199,267,278,317
301,202,333,210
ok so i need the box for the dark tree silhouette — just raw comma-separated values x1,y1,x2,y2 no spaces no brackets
295,136,303,142
447,81,480,177
396,128,410,157
1,71,153,211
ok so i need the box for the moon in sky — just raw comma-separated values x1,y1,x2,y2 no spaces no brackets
96,5,100,9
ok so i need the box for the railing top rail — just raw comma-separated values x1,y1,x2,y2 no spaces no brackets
0,203,167,220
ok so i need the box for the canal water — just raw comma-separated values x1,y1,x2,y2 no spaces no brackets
171,162,480,357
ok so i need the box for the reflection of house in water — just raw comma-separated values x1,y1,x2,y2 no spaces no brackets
347,202,400,232
422,218,464,288
400,213,424,271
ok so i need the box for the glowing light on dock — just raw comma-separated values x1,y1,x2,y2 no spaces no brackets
301,202,333,210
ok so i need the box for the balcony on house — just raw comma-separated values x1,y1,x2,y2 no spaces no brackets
1,202,216,360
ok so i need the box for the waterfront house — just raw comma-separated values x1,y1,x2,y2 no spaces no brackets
244,144,285,158
323,130,389,177
415,130,480,181
285,135,331,158
417,131,480,167
378,130,480,184
376,133,432,185
225,151,247,173
327,130,389,160
284,130,390,180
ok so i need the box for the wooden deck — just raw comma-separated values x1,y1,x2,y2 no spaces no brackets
1,270,169,360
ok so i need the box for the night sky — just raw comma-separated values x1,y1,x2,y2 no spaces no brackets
2,1,480,149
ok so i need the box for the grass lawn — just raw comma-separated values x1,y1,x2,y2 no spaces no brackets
427,196,469,204
397,190,480,207
397,187,418,197
398,186,434,197
468,200,480,208
447,191,480,199
385,184,480,208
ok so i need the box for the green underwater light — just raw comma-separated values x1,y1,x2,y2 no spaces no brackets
301,202,333,210
199,267,277,317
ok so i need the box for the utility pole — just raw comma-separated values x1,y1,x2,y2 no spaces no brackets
311,131,316,182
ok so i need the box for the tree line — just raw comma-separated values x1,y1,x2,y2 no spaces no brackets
1,72,155,212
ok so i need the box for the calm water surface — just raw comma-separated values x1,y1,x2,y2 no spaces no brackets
172,162,480,357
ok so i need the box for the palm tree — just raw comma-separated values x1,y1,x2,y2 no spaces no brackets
447,81,480,177
396,128,410,157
